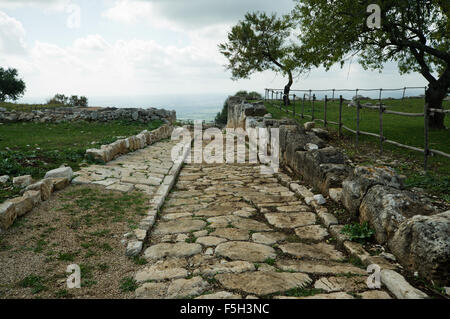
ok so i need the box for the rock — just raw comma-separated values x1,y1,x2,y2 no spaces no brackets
166,277,210,299
23,190,41,206
314,276,367,292
295,225,329,241
135,282,168,299
313,194,326,205
305,143,319,151
196,236,227,247
318,210,338,228
389,211,450,285
264,212,316,228
144,242,202,260
279,242,345,261
311,128,329,139
380,269,428,299
8,196,33,217
135,258,188,282
25,178,53,201
304,122,315,130
360,185,435,244
12,175,32,188
0,175,9,184
215,241,276,262
286,292,354,299
193,261,255,277
0,201,17,230
125,240,143,257
44,166,73,180
153,218,206,235
252,232,287,245
211,228,249,241
359,290,392,299
50,177,69,191
195,291,241,299
276,259,366,275
341,166,404,215
216,271,311,295
328,188,343,203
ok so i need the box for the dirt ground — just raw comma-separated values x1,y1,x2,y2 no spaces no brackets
0,184,149,299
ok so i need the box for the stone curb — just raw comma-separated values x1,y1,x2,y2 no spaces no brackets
274,171,429,299
125,139,191,257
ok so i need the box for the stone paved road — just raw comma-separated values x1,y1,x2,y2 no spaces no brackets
134,141,393,299
72,139,177,197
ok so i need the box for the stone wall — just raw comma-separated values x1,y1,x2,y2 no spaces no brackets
226,96,449,286
0,106,176,124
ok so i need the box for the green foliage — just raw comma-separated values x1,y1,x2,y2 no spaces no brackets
214,100,228,125
119,277,138,292
0,67,26,102
47,94,88,107
284,287,324,297
235,90,262,100
20,275,46,294
405,173,450,201
341,222,375,243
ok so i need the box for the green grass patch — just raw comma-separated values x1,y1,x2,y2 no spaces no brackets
284,287,324,297
341,222,375,243
119,277,138,292
20,275,46,294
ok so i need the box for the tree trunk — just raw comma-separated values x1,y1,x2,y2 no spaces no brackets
426,83,447,129
283,70,293,106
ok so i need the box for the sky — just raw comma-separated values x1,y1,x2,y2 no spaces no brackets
0,0,429,107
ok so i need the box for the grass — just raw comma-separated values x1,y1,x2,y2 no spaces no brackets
0,120,163,200
119,277,138,292
341,222,375,243
20,275,46,294
0,101,65,112
265,97,450,202
283,287,324,297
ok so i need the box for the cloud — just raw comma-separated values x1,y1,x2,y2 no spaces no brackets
0,10,27,55
102,0,294,29
0,0,70,10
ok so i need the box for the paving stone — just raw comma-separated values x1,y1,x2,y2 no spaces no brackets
195,291,241,299
196,236,227,246
106,183,134,193
314,276,367,292
276,259,366,275
294,225,329,241
153,219,206,235
193,261,255,276
211,228,250,241
167,277,210,299
216,271,312,296
135,282,169,299
276,205,312,213
135,258,188,282
265,213,316,229
161,213,192,221
359,290,392,299
279,243,345,261
215,241,276,262
231,218,272,232
144,242,202,260
252,232,287,245
275,292,354,299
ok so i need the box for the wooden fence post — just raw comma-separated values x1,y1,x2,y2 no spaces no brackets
312,94,316,121
379,89,384,154
356,99,361,148
424,100,430,171
302,94,305,119
338,95,343,137
402,87,406,100
324,95,328,127
293,94,296,118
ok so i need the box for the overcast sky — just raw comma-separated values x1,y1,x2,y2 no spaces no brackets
0,0,428,102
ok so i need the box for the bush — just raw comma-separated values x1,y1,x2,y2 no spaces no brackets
341,222,375,243
234,90,262,100
47,94,88,107
215,100,228,125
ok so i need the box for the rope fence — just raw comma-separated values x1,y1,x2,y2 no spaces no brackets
264,87,450,170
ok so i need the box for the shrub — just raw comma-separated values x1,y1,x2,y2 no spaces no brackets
214,100,228,125
341,222,375,243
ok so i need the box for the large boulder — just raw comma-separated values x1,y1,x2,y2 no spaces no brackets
341,166,404,215
290,147,349,194
389,211,450,286
0,201,16,230
44,166,73,180
359,185,435,244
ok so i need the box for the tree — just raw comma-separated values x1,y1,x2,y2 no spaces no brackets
215,100,229,125
219,12,308,106
292,0,450,128
0,67,26,102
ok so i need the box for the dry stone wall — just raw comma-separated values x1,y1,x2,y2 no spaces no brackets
226,96,449,286
0,106,176,124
